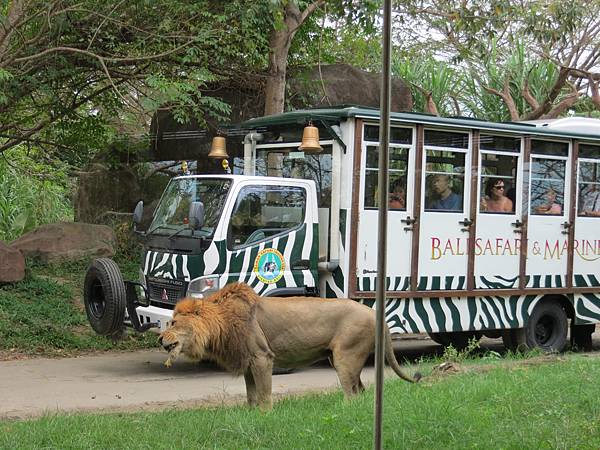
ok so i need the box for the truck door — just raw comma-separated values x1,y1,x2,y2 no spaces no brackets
356,125,415,292
573,145,600,288
417,130,471,290
474,135,522,289
526,140,570,288
215,179,318,295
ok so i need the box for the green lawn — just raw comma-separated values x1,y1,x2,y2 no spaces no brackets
1,355,600,449
0,259,156,358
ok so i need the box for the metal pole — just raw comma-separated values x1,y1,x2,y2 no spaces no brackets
374,0,392,449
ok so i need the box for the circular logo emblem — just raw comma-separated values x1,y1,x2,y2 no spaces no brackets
254,248,285,284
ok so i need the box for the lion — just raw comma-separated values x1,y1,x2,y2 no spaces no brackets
159,282,420,410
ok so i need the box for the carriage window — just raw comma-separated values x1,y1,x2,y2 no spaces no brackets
364,145,409,210
228,186,306,248
424,150,465,212
254,147,332,208
531,139,569,157
578,160,600,217
364,125,412,144
425,130,469,149
530,157,566,216
579,144,600,159
479,153,517,214
480,135,521,153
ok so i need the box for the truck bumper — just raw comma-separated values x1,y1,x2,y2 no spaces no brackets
130,305,174,333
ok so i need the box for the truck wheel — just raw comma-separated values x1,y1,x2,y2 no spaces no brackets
523,300,568,352
571,324,595,351
428,331,481,350
83,258,126,337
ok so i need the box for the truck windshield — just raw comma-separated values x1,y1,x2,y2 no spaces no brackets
148,178,231,237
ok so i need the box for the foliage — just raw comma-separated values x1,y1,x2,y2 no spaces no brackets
0,0,274,161
0,148,73,242
0,259,155,357
440,337,480,363
393,55,462,116
394,0,600,119
2,356,600,447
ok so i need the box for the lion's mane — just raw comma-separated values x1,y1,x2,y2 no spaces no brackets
173,282,267,375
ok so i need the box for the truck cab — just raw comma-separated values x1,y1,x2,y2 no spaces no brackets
123,175,319,332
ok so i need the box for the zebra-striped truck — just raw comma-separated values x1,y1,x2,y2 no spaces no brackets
84,105,600,352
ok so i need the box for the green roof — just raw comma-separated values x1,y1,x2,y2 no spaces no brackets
236,105,600,142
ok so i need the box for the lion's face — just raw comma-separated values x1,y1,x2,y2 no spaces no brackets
158,315,208,366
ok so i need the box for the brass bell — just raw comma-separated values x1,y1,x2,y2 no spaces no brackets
208,136,229,159
299,123,322,152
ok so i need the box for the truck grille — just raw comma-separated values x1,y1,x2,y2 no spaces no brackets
147,279,187,306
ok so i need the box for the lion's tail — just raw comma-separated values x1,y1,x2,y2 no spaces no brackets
384,329,421,383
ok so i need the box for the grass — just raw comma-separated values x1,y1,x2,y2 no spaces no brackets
1,354,600,449
0,258,156,358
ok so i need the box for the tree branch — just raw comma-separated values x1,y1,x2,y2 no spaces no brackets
522,76,539,110
482,77,519,121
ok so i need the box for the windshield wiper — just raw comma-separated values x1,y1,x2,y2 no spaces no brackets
147,224,176,234
168,227,189,240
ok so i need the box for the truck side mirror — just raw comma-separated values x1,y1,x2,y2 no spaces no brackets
189,201,205,231
133,200,144,225
133,200,144,234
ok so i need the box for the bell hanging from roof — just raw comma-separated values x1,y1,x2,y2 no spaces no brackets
208,136,229,159
299,122,323,153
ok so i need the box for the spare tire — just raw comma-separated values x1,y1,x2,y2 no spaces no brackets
83,258,126,336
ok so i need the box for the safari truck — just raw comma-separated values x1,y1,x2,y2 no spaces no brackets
84,105,600,353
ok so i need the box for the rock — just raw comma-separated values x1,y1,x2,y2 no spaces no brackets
0,241,25,283
10,222,116,263
432,362,462,374
288,64,413,112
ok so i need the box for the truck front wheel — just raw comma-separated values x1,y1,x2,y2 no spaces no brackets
83,258,126,337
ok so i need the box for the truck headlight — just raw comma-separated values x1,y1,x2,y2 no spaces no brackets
187,275,220,298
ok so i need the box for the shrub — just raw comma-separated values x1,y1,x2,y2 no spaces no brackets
0,148,73,242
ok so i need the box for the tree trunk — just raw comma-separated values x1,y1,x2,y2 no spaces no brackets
264,29,293,116
263,1,324,116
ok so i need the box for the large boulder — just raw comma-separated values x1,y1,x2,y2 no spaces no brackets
0,240,25,283
288,64,413,112
11,222,116,263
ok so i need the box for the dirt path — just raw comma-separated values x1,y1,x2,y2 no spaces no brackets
2,334,598,421
0,349,373,420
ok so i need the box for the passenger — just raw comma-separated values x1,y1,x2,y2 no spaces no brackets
428,174,462,211
388,180,406,210
388,192,405,209
480,178,513,213
535,186,562,215
580,185,600,217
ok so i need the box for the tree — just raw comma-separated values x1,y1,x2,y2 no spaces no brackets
0,0,274,159
394,0,600,120
264,0,325,116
